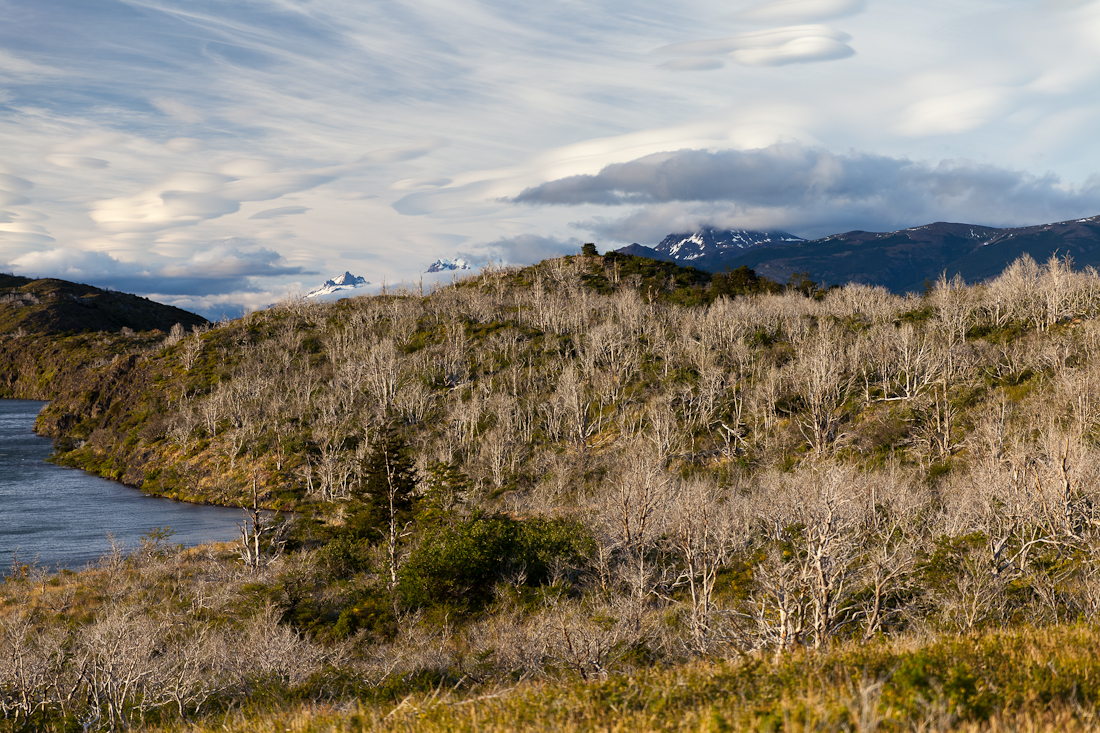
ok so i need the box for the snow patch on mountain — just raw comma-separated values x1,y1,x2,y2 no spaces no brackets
654,227,804,261
307,271,370,298
425,257,473,273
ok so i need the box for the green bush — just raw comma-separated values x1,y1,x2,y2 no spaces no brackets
317,535,373,579
332,585,398,640
398,513,593,614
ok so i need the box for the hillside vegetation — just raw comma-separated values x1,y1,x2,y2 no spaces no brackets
9,251,1100,729
0,274,209,401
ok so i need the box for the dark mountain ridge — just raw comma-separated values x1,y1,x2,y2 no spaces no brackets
0,274,208,334
615,243,670,261
653,227,804,261
622,215,1100,293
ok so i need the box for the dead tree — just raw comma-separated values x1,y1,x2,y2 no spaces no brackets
238,478,287,572
608,445,669,600
802,491,859,649
668,480,741,652
789,327,852,455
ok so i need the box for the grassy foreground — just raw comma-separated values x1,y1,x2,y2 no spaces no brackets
146,625,1100,733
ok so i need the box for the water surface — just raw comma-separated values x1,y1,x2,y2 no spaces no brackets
0,399,243,571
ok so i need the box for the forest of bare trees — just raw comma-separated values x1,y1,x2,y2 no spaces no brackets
9,251,1100,729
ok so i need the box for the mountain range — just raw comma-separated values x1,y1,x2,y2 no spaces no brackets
306,259,473,300
620,215,1100,293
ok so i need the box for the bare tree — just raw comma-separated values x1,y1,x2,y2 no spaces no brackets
751,547,807,656
788,325,853,454
602,444,669,600
238,479,288,572
667,480,744,652
76,609,160,730
179,333,203,371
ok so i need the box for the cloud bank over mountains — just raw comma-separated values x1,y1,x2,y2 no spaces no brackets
514,144,1100,241
8,241,308,297
3,0,1100,315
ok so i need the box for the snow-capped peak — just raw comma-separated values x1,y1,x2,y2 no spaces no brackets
307,271,369,298
426,257,473,273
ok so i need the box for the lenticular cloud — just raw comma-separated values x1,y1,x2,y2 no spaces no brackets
653,25,854,67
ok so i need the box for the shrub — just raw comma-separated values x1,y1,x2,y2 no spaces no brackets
317,535,373,579
332,585,398,640
398,513,593,614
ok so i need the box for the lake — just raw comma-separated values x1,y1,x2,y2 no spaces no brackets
0,399,244,572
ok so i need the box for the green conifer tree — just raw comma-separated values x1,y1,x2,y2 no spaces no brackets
351,424,418,587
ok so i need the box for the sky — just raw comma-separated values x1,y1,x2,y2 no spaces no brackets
4,0,1100,317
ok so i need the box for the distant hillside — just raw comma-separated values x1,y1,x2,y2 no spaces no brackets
0,275,208,334
681,215,1100,292
614,243,671,261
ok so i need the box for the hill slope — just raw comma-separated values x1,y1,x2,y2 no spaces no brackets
0,275,208,335
13,254,1100,729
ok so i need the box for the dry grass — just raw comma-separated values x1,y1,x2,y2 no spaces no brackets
141,625,1100,733
151,689,1100,733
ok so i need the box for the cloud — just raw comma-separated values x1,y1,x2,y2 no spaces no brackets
158,240,303,280
573,205,735,245
222,171,334,202
732,33,854,66
897,87,1011,136
514,144,1100,240
7,248,134,283
88,166,335,233
469,234,583,265
45,154,109,170
400,231,470,249
734,0,867,24
0,221,55,244
0,49,63,80
90,172,238,232
165,137,205,153
249,205,309,219
219,159,276,177
6,241,307,296
0,176,52,247
393,181,502,217
148,290,285,321
0,174,32,207
0,174,32,192
653,25,854,67
658,59,725,72
151,97,205,123
340,250,382,261
390,177,454,191
362,142,445,165
81,142,422,236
